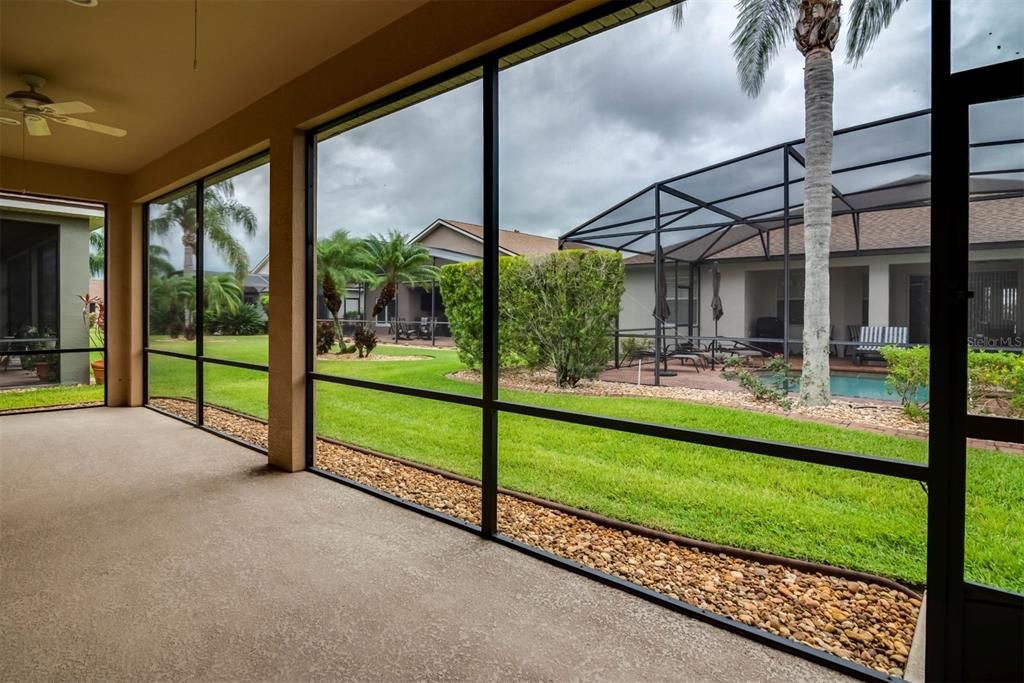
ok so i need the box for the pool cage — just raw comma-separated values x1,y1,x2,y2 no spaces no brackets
559,107,1024,384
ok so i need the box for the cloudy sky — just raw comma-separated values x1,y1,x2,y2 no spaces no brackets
180,0,1021,274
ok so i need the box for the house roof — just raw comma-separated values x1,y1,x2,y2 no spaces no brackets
413,219,560,257
624,196,1024,264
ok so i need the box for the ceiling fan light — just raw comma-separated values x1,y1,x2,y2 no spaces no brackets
65,0,99,6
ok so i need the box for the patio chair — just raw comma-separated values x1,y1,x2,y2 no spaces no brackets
853,326,908,364
664,342,706,372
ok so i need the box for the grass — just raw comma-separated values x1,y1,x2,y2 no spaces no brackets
3,334,1021,592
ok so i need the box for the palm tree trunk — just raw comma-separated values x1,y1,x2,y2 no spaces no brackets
799,46,834,406
182,232,197,275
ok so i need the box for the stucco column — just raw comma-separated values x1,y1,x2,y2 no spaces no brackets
867,262,890,326
106,200,144,406
267,129,307,472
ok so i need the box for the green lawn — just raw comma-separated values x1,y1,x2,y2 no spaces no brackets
3,334,1021,591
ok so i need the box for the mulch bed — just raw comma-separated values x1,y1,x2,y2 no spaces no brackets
150,397,921,676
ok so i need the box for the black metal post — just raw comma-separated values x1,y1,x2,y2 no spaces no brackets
305,131,317,469
687,263,695,342
926,2,966,679
195,180,205,426
614,313,620,368
142,203,150,405
782,147,791,369
481,58,499,537
653,185,663,386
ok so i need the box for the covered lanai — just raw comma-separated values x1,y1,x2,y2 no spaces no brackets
560,106,1024,383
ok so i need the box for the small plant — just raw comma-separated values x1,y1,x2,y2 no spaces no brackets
353,324,378,358
316,321,338,355
720,354,747,380
880,345,929,413
734,367,792,410
621,336,653,358
78,293,105,347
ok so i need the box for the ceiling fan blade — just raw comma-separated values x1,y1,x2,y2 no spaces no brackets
25,115,51,136
52,115,126,137
44,101,95,116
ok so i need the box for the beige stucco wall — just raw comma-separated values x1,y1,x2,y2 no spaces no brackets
622,248,1024,355
418,228,483,259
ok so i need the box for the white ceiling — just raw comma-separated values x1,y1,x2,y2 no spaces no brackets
0,0,426,174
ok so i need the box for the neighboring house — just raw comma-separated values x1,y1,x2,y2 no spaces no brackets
246,252,271,310
359,218,560,334
620,196,1024,353
0,194,103,384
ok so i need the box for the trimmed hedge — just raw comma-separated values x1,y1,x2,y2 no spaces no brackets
440,249,624,387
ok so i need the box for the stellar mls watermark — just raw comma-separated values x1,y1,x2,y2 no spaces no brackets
968,335,1023,349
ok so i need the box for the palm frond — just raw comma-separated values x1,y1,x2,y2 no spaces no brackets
731,0,798,97
845,0,906,65
671,0,688,28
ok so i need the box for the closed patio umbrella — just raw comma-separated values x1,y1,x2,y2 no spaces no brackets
652,245,671,323
711,261,723,365
711,261,723,324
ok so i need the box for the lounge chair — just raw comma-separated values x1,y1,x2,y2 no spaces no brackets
664,342,707,372
854,326,908,364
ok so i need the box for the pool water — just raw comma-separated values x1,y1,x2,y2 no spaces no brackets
762,372,928,402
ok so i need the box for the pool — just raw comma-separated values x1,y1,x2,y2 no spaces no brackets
761,371,928,402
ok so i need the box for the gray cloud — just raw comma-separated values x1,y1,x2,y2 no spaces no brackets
202,0,1011,257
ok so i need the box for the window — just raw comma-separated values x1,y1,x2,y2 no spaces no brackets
0,194,106,412
144,154,270,451
775,269,804,325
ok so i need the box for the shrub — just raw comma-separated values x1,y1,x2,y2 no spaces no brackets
438,257,536,369
880,345,930,410
968,350,1024,417
218,304,266,336
316,321,337,355
353,324,377,358
511,250,624,388
441,250,625,387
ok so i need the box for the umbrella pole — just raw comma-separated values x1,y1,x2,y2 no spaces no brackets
653,186,675,384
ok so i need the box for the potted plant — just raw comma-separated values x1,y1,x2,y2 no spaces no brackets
79,293,106,385
16,324,58,381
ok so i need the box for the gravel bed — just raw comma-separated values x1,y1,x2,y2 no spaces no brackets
452,368,927,437
146,400,921,675
317,353,432,362
313,440,918,676
149,398,269,450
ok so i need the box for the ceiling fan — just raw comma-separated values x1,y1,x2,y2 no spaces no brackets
2,74,126,138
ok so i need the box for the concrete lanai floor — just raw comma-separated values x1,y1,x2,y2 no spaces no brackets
1,408,850,681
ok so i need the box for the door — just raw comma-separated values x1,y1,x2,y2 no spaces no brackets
928,8,1023,678
908,275,930,343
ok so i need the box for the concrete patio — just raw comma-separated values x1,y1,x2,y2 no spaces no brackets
1,408,848,682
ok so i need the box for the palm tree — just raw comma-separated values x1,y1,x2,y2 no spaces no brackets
203,273,243,316
148,181,258,281
363,231,439,342
675,0,905,405
148,245,175,278
88,218,104,277
317,230,375,338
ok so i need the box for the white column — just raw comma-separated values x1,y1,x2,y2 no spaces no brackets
867,262,890,326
